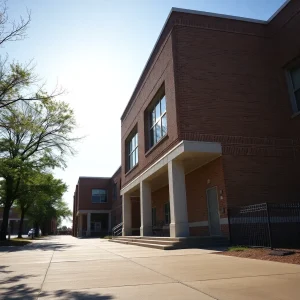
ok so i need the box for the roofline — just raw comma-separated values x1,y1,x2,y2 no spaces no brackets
79,176,111,179
120,0,290,121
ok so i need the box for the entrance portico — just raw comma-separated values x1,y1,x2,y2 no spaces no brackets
121,140,222,238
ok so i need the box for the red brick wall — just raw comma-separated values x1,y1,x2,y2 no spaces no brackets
121,33,179,188
78,177,111,210
186,157,227,222
152,185,169,224
111,168,122,226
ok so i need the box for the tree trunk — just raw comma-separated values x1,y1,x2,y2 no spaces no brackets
0,177,15,241
18,209,26,238
34,222,39,238
0,203,11,241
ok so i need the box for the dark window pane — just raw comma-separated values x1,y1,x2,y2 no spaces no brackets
155,103,160,121
161,96,166,114
161,114,167,137
150,127,154,147
291,67,300,90
155,122,161,141
295,88,300,112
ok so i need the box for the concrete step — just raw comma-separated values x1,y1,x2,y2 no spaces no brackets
115,236,184,242
112,237,182,246
110,239,176,250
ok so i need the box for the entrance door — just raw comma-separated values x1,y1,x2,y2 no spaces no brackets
206,187,221,236
95,222,101,232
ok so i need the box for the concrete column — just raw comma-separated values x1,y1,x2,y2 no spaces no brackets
168,160,189,237
87,213,91,237
140,180,152,236
122,193,132,236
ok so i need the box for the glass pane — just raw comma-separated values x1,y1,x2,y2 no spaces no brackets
291,67,300,90
161,114,167,137
295,89,300,111
132,151,136,166
155,103,160,121
160,96,166,114
131,136,135,150
135,148,138,164
135,134,138,148
129,153,133,169
151,110,156,126
150,127,154,147
155,122,161,142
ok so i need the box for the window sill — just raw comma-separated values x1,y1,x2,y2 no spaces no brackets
125,163,139,177
145,134,169,157
291,111,300,119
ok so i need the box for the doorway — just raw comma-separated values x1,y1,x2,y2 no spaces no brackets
206,187,221,236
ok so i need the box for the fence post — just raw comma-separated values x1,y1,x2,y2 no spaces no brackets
266,203,273,249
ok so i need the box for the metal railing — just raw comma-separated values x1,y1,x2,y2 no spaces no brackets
228,202,300,249
112,222,123,237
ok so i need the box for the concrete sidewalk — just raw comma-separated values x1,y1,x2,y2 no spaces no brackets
1,236,300,299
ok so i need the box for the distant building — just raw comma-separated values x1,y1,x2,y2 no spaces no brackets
0,207,31,235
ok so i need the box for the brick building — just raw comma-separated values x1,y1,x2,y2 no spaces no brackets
73,172,122,237
73,0,300,241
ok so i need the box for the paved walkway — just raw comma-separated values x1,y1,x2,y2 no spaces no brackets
1,236,300,299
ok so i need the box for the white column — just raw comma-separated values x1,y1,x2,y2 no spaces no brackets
122,193,132,236
140,180,152,236
168,160,189,237
87,213,91,237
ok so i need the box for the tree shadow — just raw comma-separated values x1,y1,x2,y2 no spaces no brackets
0,266,114,300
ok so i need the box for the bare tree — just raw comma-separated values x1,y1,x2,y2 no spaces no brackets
0,0,31,46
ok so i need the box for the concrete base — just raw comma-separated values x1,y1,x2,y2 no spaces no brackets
140,226,152,236
170,222,189,237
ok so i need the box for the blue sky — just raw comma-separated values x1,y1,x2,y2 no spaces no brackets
4,0,286,225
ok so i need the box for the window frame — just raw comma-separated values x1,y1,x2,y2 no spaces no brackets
91,189,107,203
126,131,138,172
148,89,167,149
286,65,300,114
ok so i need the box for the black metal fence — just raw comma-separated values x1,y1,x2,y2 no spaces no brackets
228,202,300,249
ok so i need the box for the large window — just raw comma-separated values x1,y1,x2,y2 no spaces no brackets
164,202,170,225
288,66,300,113
91,189,107,203
149,94,167,148
128,133,138,170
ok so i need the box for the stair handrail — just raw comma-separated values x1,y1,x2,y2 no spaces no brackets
112,222,123,237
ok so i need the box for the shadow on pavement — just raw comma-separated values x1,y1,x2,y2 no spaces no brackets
0,266,114,300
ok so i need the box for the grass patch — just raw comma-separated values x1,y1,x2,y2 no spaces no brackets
228,246,249,252
0,238,32,247
102,236,112,239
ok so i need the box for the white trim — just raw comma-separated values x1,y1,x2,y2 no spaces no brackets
121,140,221,195
188,218,228,227
77,210,111,216
189,221,208,227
